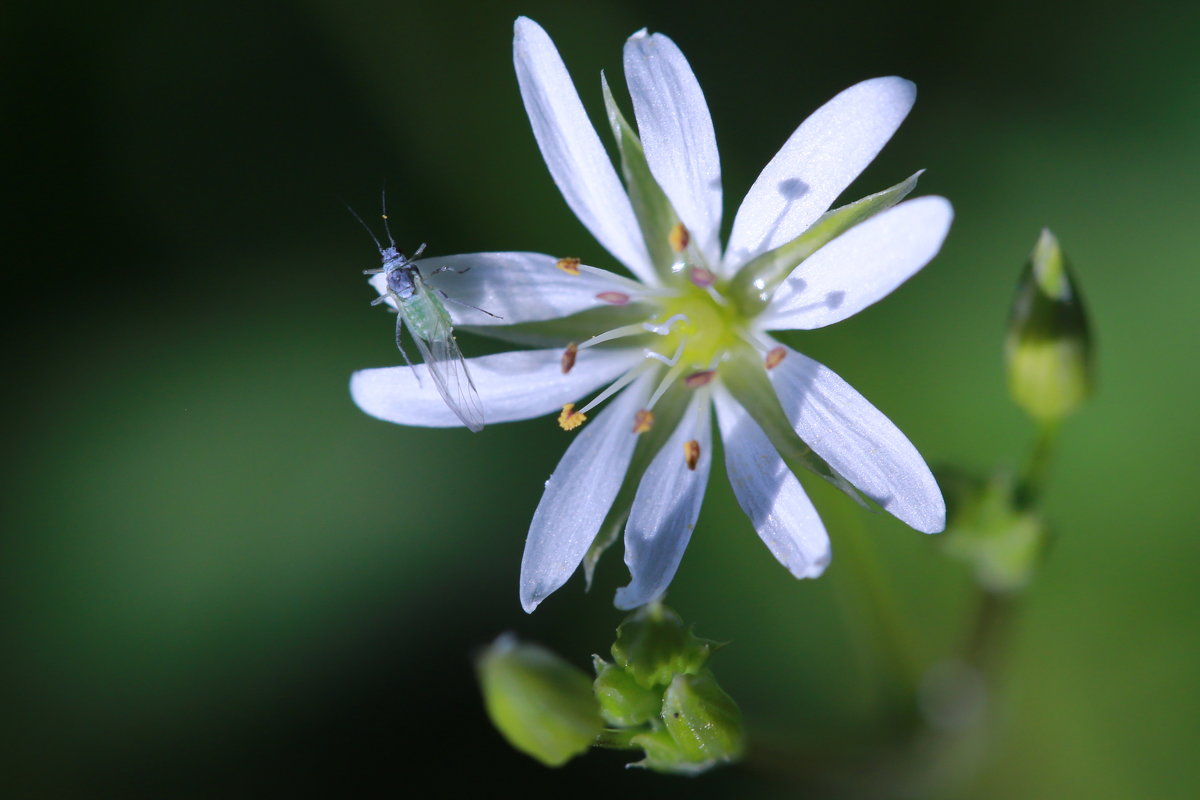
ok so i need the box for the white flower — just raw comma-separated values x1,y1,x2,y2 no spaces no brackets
351,17,952,613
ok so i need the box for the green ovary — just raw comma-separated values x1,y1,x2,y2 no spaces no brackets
653,285,746,372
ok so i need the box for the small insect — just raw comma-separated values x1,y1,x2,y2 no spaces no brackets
351,198,497,432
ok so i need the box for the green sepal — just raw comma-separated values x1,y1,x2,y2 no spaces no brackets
461,302,651,349
730,172,923,315
583,385,689,586
476,634,604,767
592,656,664,727
721,345,868,507
602,72,680,277
659,669,745,767
1005,228,1094,424
610,604,718,689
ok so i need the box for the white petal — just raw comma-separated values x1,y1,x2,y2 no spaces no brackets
614,391,713,610
623,30,722,267
351,347,640,428
368,252,641,325
513,18,656,284
724,77,917,273
521,371,653,612
760,196,953,330
712,387,830,578
766,343,944,533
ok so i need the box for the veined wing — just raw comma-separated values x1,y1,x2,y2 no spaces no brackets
406,298,486,433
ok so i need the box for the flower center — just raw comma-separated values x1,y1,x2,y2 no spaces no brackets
653,283,744,373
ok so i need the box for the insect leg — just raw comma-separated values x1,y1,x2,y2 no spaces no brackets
438,290,503,319
394,314,423,386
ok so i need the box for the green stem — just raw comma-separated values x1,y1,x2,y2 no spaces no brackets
1018,421,1059,507
593,727,644,750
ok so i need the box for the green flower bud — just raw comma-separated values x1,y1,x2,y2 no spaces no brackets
592,656,664,727
611,604,719,689
630,669,745,774
1005,228,1094,424
662,670,745,766
476,634,603,767
940,469,1048,592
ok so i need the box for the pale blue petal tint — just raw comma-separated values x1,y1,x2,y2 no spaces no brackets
723,77,916,274
766,342,945,533
623,30,723,268
712,387,830,578
513,18,657,285
368,252,641,326
351,347,640,428
759,196,953,330
520,371,654,612
615,390,713,610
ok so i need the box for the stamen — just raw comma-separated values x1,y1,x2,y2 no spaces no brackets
555,257,582,275
689,267,715,288
558,403,587,431
577,363,650,415
669,222,690,253
684,370,715,388
646,356,691,410
577,322,650,350
764,346,787,370
632,409,654,434
683,440,701,471
561,342,578,374
596,291,631,305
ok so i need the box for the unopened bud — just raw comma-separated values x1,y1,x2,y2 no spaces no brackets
592,656,662,727
611,604,717,689
1005,229,1094,424
476,634,603,767
629,669,745,774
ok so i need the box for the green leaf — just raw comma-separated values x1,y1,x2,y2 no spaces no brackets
602,72,679,278
731,172,923,314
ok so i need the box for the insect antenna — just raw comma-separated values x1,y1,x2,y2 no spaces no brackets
380,187,397,248
343,200,383,251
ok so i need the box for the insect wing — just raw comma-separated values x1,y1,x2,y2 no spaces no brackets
408,304,486,433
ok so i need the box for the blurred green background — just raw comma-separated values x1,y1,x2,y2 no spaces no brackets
4,0,1198,796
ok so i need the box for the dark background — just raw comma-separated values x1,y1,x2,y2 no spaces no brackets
4,0,1198,796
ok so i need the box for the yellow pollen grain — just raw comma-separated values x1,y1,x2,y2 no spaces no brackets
558,403,587,431
633,409,654,434
555,257,582,275
764,346,787,370
668,222,690,253
683,440,701,470
561,342,578,374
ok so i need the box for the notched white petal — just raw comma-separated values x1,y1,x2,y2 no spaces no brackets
615,392,713,610
760,196,953,330
513,17,656,284
623,30,723,267
725,77,916,273
351,347,640,428
368,252,641,325
767,343,945,533
713,388,830,578
520,371,654,612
